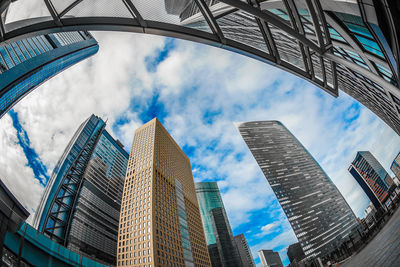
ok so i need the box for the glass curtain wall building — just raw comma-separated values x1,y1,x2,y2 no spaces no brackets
117,118,210,267
390,152,400,183
33,114,129,266
349,151,395,210
195,182,242,267
0,30,98,118
237,121,358,260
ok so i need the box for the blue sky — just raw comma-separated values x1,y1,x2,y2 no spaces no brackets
1,31,400,267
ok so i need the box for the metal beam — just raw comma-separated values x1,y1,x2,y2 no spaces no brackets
325,11,378,75
217,0,322,53
194,0,225,44
43,0,62,26
121,0,147,28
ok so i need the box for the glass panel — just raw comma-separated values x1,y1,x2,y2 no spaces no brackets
0,46,14,68
65,0,134,18
269,24,305,70
50,0,77,14
32,37,46,54
16,41,31,60
131,0,212,32
21,39,36,57
27,38,41,55
5,45,19,65
11,43,25,62
216,10,269,53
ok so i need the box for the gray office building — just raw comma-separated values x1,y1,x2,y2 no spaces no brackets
237,121,358,259
258,249,284,267
233,233,255,267
33,115,128,265
196,182,242,267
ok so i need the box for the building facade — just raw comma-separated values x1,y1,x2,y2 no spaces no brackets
195,182,242,267
117,118,211,267
237,121,358,259
349,151,394,210
233,234,255,267
33,114,128,265
390,152,400,184
287,242,305,264
0,31,98,118
258,249,284,267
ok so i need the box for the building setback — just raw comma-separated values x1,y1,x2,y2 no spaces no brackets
33,114,128,265
233,234,256,267
0,30,98,118
195,182,242,267
258,249,283,267
237,121,358,259
349,151,395,210
117,118,211,267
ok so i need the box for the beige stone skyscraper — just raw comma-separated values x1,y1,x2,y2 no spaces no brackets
117,118,211,267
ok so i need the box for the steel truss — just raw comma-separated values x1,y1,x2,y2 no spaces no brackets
42,122,105,245
0,0,399,134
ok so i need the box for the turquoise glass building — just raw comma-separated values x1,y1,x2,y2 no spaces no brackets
195,182,242,267
195,182,225,245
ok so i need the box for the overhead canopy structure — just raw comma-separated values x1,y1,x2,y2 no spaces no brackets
0,0,399,133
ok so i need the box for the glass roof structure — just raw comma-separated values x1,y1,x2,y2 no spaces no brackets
0,0,399,134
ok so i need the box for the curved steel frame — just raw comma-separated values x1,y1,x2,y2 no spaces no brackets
1,0,399,133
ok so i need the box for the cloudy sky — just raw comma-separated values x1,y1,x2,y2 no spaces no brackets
2,4,400,265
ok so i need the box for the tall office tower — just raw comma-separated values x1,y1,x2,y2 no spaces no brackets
237,121,358,259
195,182,242,267
0,30,98,118
349,151,395,210
117,118,211,267
33,114,128,266
258,249,284,267
287,243,305,264
390,152,400,183
233,234,255,267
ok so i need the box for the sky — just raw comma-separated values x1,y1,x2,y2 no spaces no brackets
2,2,400,266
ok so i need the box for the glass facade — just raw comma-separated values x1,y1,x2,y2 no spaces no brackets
237,121,358,259
195,182,242,267
0,31,98,117
33,114,129,266
349,151,394,209
390,152,400,181
195,182,224,245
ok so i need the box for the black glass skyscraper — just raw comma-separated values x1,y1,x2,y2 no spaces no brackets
0,31,98,118
33,114,128,265
237,121,358,259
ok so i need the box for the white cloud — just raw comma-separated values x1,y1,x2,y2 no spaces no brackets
0,114,44,223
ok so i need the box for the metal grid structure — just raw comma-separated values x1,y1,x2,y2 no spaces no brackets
0,0,399,134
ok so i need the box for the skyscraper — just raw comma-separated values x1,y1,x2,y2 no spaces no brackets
33,114,128,265
390,152,400,183
0,30,98,118
117,118,210,267
233,234,255,267
287,242,305,264
237,121,358,259
349,151,395,210
258,249,283,267
195,182,242,267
